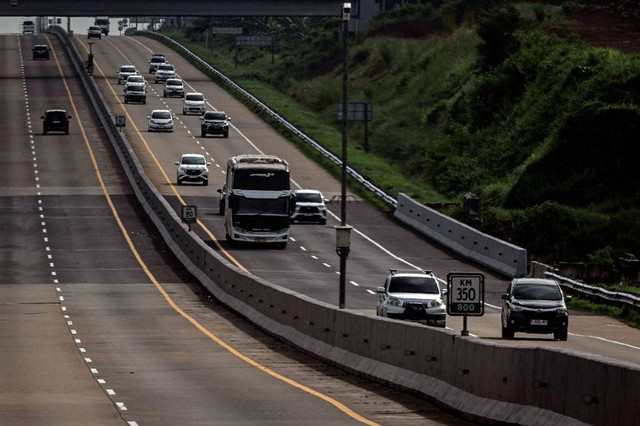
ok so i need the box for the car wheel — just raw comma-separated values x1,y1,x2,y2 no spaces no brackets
319,219,327,225
203,180,208,186
554,328,568,341
43,129,47,135
65,129,69,135
143,100,146,104
177,179,182,186
124,99,128,104
502,325,514,340
223,132,229,138
219,201,225,215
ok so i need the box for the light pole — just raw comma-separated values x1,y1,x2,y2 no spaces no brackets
336,3,352,309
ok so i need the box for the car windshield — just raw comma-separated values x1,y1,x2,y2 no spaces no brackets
204,112,226,120
388,276,439,294
95,19,109,25
128,76,143,82
128,86,144,92
121,67,135,73
89,26,100,31
158,65,174,71
151,57,165,63
46,111,67,120
166,79,182,86
513,284,563,300
296,192,322,203
186,94,204,101
151,111,171,119
182,156,205,165
34,46,47,51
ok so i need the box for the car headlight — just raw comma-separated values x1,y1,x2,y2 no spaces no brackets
556,307,568,314
510,304,524,312
388,297,402,307
430,299,443,308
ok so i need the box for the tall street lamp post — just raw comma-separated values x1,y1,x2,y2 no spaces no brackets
336,3,352,309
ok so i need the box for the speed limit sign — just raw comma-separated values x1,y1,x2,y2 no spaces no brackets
447,272,484,316
181,205,197,224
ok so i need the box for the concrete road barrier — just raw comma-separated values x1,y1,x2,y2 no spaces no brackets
394,193,528,277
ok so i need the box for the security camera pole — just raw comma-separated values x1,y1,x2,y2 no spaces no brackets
336,3,352,309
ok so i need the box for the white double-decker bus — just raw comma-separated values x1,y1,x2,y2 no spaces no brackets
218,155,292,248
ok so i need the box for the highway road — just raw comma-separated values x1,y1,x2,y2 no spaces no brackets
2,28,639,425
76,33,640,365
0,33,471,425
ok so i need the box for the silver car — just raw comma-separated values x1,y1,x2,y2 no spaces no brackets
175,154,210,186
147,110,174,132
376,269,446,327
163,78,185,98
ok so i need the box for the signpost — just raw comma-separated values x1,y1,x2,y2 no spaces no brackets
446,272,484,336
337,102,373,151
235,35,275,64
181,205,197,231
115,115,126,132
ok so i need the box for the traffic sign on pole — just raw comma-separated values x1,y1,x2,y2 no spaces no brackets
446,272,484,336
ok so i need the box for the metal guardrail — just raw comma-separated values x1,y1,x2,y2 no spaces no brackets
545,271,640,313
138,30,398,208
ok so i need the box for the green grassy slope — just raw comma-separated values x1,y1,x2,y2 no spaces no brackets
155,1,640,265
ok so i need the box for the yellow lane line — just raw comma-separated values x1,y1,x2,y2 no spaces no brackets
76,37,247,271
60,36,379,426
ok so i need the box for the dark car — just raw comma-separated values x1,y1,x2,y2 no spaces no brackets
200,111,230,138
42,109,71,135
32,45,49,60
501,278,571,341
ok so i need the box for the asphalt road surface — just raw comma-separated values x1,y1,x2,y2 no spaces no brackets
0,33,475,425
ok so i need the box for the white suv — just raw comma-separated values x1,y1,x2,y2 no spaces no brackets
117,65,138,84
175,154,210,186
154,63,176,83
290,189,327,224
183,92,206,115
376,270,446,327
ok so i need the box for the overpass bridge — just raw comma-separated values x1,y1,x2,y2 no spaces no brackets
3,0,380,32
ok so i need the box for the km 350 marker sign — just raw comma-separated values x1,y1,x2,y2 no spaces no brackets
446,272,485,316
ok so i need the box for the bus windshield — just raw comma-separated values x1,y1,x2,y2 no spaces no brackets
233,170,290,190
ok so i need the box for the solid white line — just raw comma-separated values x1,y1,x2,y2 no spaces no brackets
569,333,640,351
366,290,376,295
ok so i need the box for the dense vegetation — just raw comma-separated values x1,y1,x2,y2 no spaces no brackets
159,0,640,267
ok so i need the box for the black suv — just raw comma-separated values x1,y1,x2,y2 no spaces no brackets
200,111,230,138
501,278,571,341
42,110,71,135
32,45,50,60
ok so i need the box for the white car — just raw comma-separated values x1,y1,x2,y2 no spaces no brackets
163,78,185,98
22,20,35,34
290,189,327,224
117,65,138,84
148,54,166,73
183,92,206,115
147,110,174,132
376,269,446,327
154,63,176,83
87,26,102,39
175,154,210,186
124,75,146,89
